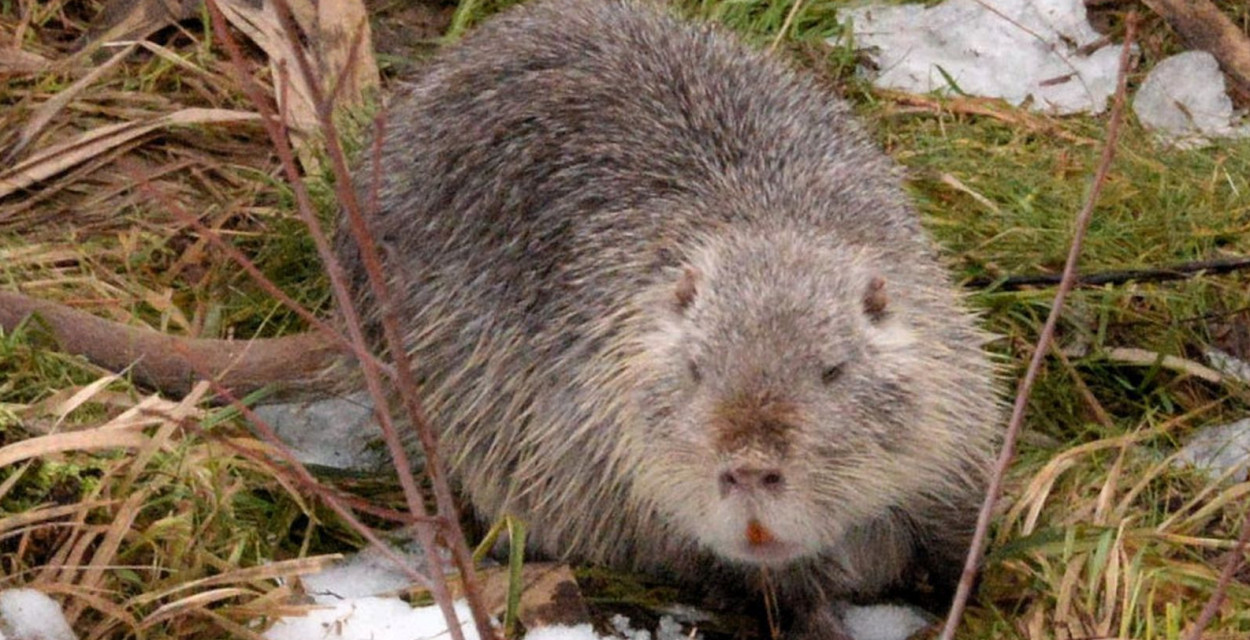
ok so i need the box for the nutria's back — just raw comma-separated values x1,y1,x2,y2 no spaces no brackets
340,0,999,626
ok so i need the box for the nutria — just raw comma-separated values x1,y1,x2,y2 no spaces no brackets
0,0,1000,636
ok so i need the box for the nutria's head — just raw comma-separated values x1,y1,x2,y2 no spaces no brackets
629,229,968,566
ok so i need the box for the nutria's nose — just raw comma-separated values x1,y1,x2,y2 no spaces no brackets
719,467,785,496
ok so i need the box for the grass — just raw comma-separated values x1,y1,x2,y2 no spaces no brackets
2,0,1249,638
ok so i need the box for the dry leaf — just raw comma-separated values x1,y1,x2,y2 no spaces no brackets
0,428,153,468
0,48,50,76
5,43,138,164
0,108,260,199
214,0,379,171
78,0,204,52
316,0,381,106
471,562,593,629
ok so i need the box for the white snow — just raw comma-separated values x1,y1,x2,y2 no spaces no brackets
260,596,706,640
263,598,485,640
527,605,927,640
841,0,1124,114
841,604,932,640
652,614,694,640
1207,348,1250,385
608,614,693,640
0,565,933,640
0,589,77,640
524,624,605,640
657,603,713,624
525,615,693,640
299,541,436,604
259,546,702,640
1133,51,1250,146
259,534,931,640
1175,417,1250,483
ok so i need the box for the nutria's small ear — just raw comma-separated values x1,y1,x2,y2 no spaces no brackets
862,276,888,322
674,267,700,312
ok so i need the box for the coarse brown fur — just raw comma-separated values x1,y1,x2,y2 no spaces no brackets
1,1,1001,636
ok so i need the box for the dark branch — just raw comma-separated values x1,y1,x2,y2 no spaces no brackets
964,256,1250,290
939,13,1139,640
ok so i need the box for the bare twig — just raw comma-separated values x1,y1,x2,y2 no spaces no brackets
117,59,441,612
965,255,1250,290
1183,506,1250,640
204,2,491,639
938,15,1139,640
266,0,496,635
203,1,492,635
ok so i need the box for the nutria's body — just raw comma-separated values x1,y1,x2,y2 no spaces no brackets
1,1,999,636
339,0,998,633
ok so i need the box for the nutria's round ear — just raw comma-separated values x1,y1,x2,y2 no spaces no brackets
863,276,888,322
674,267,701,312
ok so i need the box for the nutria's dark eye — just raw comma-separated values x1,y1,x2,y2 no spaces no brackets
821,364,844,385
688,360,702,383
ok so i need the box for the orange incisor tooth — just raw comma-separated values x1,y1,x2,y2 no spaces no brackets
745,519,776,546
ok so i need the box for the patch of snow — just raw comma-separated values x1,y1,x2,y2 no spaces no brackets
300,542,433,603
1207,348,1250,385
841,603,932,640
253,391,386,471
262,599,704,640
1175,417,1250,482
263,597,485,640
0,589,77,640
265,541,506,640
1133,51,1250,147
654,615,693,640
525,624,606,640
610,613,653,640
607,614,698,640
841,0,1124,114
657,603,713,624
